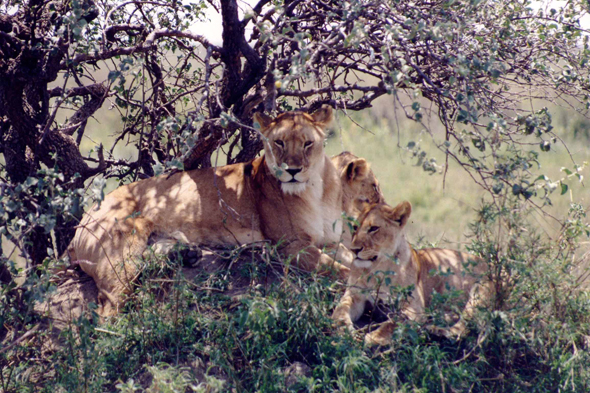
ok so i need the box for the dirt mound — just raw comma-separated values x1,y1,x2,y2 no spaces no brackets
34,270,98,331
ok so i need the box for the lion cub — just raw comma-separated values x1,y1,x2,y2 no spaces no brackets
331,151,385,247
332,201,492,345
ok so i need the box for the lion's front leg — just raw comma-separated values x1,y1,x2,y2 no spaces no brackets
400,284,427,323
364,321,397,346
319,252,350,279
282,241,350,279
322,242,355,268
332,288,367,332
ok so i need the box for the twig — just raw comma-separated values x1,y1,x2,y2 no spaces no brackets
95,327,124,337
0,324,40,354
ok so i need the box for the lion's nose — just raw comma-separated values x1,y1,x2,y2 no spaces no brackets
351,247,363,255
286,168,302,176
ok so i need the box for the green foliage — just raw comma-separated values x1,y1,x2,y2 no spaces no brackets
2,204,589,392
0,168,86,253
462,198,590,391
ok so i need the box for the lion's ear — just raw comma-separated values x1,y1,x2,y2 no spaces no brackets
344,158,370,182
385,201,412,227
253,112,274,135
310,105,334,127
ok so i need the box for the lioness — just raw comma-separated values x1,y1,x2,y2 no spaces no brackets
332,201,493,345
68,105,351,316
330,151,385,246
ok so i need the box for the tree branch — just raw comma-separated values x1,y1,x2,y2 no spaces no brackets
67,29,221,66
280,83,386,98
60,83,109,136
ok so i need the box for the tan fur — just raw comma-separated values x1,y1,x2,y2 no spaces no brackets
69,105,351,316
332,201,493,345
330,151,384,247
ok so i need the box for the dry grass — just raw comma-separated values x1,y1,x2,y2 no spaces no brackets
326,97,590,254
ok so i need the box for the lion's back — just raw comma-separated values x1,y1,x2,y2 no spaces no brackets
416,248,485,298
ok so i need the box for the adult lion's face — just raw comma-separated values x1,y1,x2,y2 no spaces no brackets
254,106,333,195
350,201,412,268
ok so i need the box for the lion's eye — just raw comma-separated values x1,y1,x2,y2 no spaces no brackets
368,226,380,234
274,140,284,148
304,141,313,149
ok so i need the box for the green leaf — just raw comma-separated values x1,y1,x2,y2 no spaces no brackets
5,200,20,213
168,159,184,171
108,70,121,82
512,184,522,195
492,183,504,194
457,109,469,123
153,163,164,176
70,195,82,217
25,177,38,187
560,183,568,195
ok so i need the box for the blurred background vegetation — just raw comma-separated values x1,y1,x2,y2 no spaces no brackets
327,100,590,249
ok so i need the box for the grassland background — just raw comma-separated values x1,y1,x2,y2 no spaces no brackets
326,98,590,254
